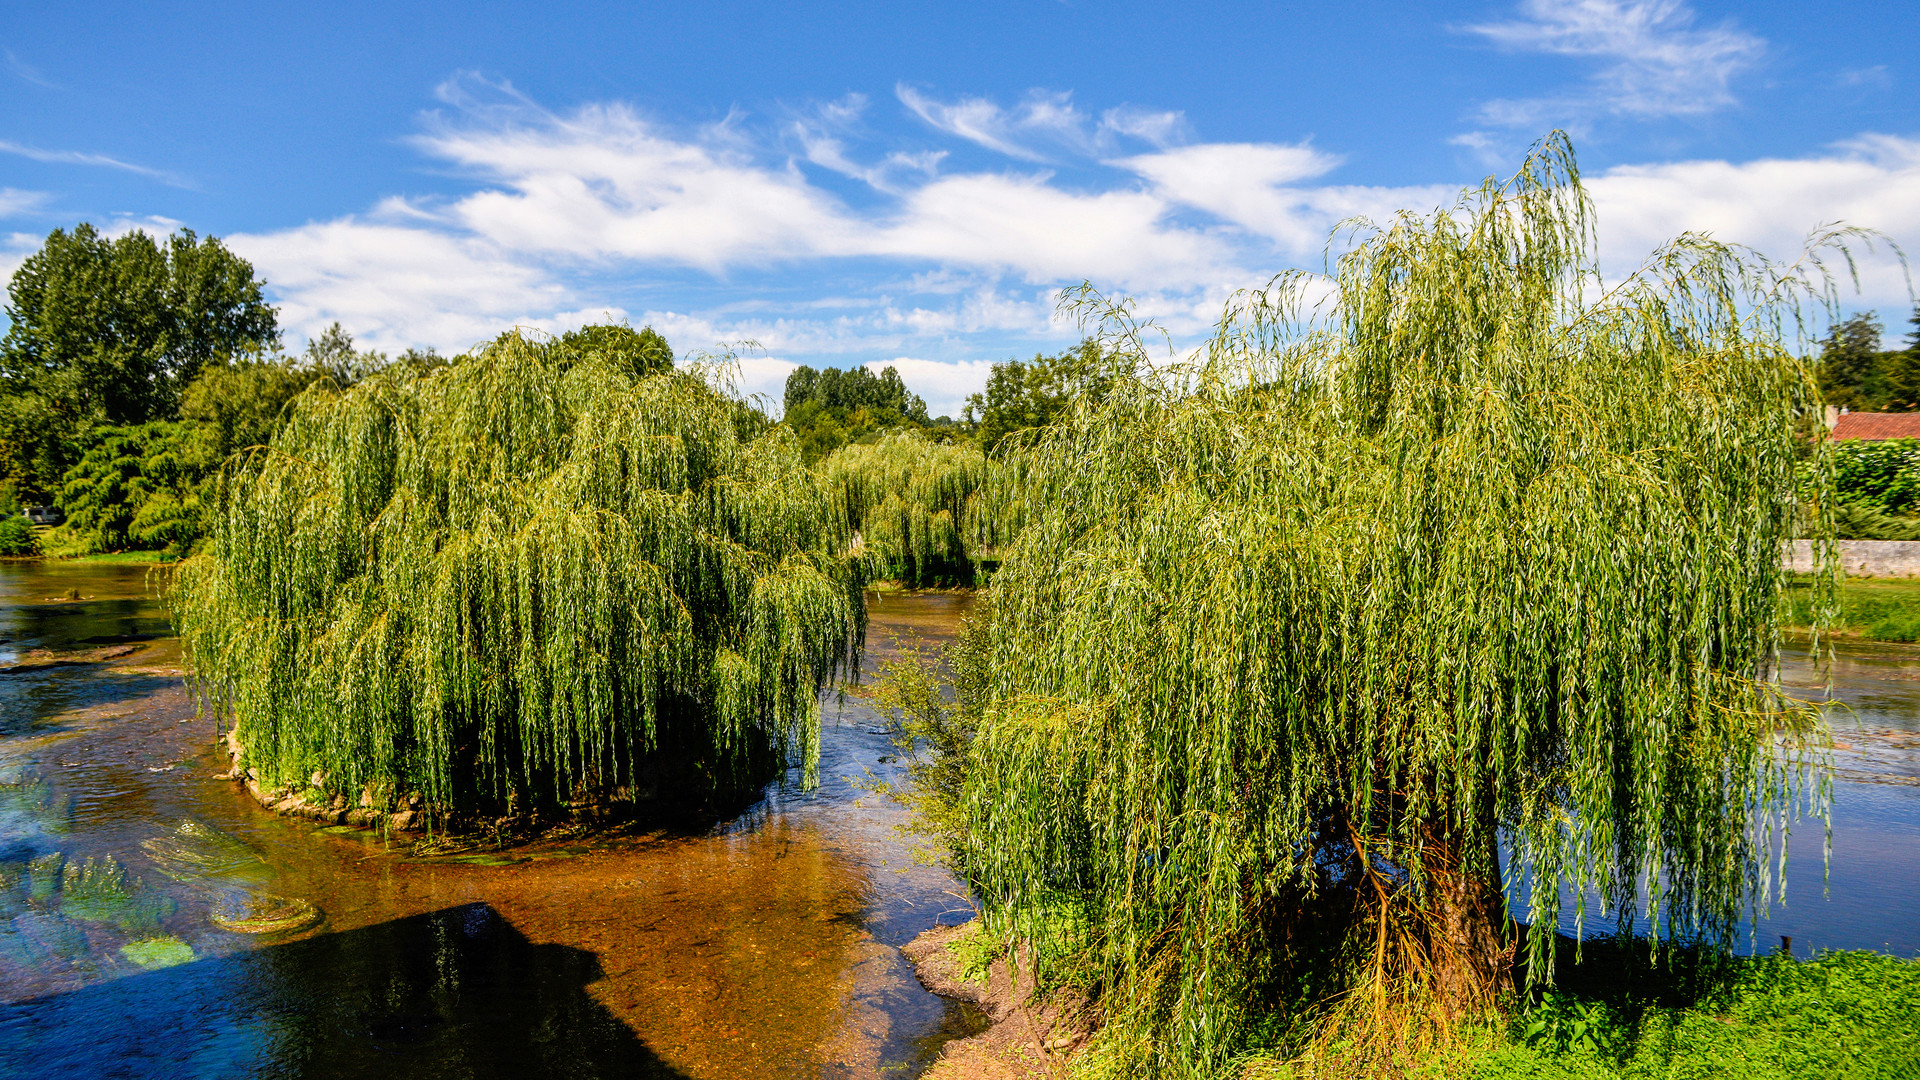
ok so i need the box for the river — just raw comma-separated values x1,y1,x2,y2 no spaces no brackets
0,563,982,1078
0,565,1913,1078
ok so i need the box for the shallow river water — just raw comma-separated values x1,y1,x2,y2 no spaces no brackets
0,563,982,1079
0,567,1915,1078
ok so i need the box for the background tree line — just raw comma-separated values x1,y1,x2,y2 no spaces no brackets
0,224,430,557
1816,308,1920,411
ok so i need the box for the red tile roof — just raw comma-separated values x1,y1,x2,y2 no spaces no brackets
1830,412,1920,441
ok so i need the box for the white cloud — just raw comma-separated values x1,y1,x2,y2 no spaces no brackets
787,95,947,192
1586,135,1920,316
870,356,999,418
221,77,1919,397
0,230,40,286
419,101,867,271
1116,143,1345,250
1099,107,1188,148
897,85,1095,162
1466,0,1765,127
0,139,194,188
0,188,48,218
227,219,572,354
878,172,1236,289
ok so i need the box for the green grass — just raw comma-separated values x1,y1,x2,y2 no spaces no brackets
1783,577,1920,642
1469,950,1920,1080
60,550,172,565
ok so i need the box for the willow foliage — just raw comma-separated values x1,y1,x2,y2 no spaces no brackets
823,431,990,586
960,136,1839,1076
171,330,864,821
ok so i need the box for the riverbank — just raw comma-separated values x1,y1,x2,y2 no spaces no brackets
1783,576,1920,643
902,921,1091,1079
899,927,1920,1079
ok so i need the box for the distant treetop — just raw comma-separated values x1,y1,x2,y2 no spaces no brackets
783,364,928,423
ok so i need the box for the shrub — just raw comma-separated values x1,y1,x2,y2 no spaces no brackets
0,515,38,557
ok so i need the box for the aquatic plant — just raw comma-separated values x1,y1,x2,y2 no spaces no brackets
170,328,865,821
60,855,174,933
119,934,195,969
27,851,63,904
955,135,1842,1076
210,892,320,934
822,431,991,586
141,820,268,882
0,771,72,832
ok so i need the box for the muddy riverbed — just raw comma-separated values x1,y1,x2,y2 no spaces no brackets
0,565,1915,1078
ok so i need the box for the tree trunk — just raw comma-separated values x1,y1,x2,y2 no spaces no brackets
1422,810,1511,1016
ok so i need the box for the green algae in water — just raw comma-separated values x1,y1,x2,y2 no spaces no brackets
27,852,63,903
0,772,74,833
210,892,321,935
120,935,195,969
142,820,268,883
60,855,175,933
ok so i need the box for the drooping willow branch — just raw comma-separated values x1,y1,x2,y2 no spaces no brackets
958,132,1839,1077
170,329,865,819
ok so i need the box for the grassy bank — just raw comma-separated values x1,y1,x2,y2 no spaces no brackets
1460,949,1920,1080
63,550,173,565
1783,576,1920,642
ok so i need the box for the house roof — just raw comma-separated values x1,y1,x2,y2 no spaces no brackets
1830,412,1920,441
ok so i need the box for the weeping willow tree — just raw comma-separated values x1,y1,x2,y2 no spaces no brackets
822,431,991,586
170,328,864,823
955,135,1840,1076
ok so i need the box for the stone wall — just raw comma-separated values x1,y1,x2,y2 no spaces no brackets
1786,540,1920,578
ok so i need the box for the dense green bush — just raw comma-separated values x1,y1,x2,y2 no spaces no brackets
1833,437,1920,516
0,515,39,557
57,422,213,555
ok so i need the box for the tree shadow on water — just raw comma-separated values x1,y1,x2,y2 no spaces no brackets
0,903,690,1079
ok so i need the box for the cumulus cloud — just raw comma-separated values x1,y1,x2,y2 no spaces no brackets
227,219,573,354
1586,135,1920,311
220,75,1919,406
1464,0,1765,130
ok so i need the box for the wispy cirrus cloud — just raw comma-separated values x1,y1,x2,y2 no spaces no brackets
786,94,947,192
895,85,1186,162
3,48,59,90
0,139,194,188
896,84,1095,162
0,187,49,219
1462,0,1765,133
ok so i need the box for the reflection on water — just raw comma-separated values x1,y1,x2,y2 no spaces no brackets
0,565,982,1078
1530,634,1920,957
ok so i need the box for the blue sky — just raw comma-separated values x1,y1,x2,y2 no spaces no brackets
2,0,1916,415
